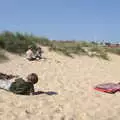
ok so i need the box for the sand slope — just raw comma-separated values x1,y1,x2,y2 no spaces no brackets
0,47,120,120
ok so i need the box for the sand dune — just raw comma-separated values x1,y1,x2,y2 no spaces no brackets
0,47,120,120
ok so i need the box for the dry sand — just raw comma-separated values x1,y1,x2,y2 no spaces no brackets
0,47,120,120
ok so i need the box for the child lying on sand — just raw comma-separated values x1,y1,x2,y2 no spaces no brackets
0,73,38,95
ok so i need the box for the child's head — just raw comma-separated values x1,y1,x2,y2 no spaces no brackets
37,47,41,51
27,73,38,84
28,45,33,50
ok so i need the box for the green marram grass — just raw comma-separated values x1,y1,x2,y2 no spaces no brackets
0,31,119,60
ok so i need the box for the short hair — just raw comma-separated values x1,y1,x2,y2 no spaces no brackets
37,47,41,50
28,45,32,49
27,73,38,84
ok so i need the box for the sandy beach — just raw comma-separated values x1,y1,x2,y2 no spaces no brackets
0,47,120,120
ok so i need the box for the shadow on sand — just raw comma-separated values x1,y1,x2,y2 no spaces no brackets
33,91,58,96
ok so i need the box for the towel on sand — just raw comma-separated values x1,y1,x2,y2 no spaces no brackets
94,83,120,93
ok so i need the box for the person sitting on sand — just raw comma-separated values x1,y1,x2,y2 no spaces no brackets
0,73,38,95
35,47,43,60
26,46,36,61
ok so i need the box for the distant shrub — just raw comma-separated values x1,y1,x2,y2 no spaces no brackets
0,30,111,60
0,31,36,54
0,48,9,62
106,47,120,55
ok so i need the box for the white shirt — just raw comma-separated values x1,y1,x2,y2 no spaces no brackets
26,49,35,59
0,79,13,90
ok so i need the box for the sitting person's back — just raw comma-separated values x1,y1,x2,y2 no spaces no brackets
26,46,35,61
35,47,42,59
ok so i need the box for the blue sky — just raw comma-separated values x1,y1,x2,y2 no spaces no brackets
0,0,120,42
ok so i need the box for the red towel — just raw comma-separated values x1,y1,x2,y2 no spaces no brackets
94,83,120,93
